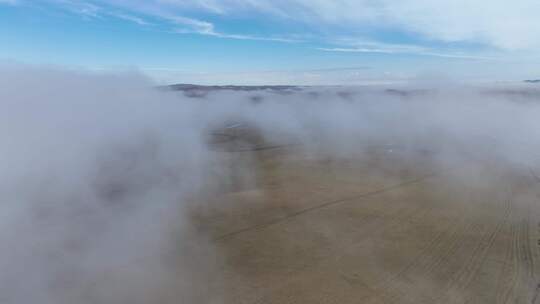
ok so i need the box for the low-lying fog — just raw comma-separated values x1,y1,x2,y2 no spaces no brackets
1,64,540,303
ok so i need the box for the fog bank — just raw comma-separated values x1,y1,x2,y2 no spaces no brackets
1,65,540,303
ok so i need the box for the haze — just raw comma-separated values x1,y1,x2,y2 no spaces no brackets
1,1,540,304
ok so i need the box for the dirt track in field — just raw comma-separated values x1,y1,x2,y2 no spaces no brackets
191,142,540,304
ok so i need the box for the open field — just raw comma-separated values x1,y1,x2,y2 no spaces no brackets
191,137,540,304
3,73,540,304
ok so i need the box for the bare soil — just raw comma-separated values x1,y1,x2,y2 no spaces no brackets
192,141,540,304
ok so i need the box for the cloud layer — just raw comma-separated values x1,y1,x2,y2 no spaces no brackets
2,64,540,303
91,0,540,50
6,0,540,51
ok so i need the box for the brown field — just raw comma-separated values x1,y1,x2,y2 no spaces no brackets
190,136,540,304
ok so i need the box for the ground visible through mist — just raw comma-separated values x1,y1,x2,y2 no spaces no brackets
1,65,540,303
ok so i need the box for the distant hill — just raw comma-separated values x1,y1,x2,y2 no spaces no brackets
161,83,540,101
162,84,302,97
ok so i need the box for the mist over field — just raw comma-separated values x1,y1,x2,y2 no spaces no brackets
1,65,540,303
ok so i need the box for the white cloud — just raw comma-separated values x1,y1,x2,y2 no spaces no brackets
45,0,102,18
318,41,428,55
163,14,215,33
46,0,300,42
317,40,498,61
108,12,152,26
378,0,540,50
265,0,540,50
25,0,540,50
173,27,300,43
96,0,540,50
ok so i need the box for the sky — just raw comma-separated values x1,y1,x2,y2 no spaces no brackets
1,0,540,85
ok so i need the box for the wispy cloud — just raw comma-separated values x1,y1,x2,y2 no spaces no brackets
12,0,540,56
52,0,101,18
33,0,298,43
160,14,215,33
318,42,425,54
107,12,152,26
90,0,540,51
173,27,301,43
318,40,498,60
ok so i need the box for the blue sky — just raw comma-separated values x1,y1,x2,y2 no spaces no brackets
1,0,539,84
